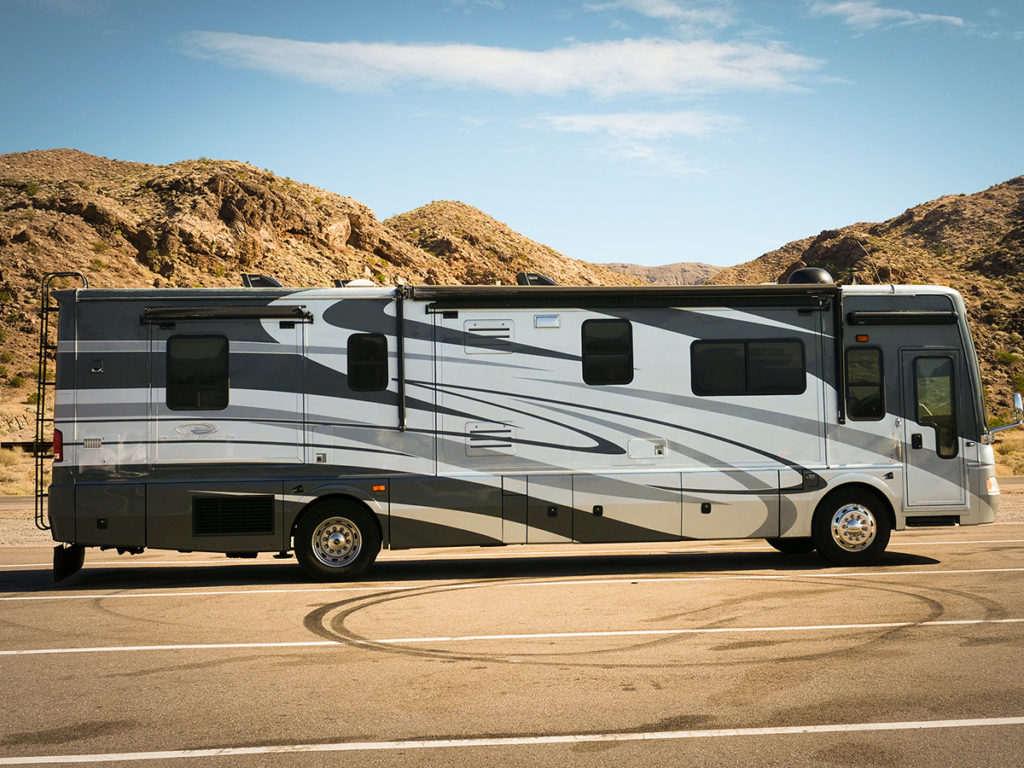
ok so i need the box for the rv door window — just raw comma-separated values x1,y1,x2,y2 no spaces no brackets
582,319,633,385
348,333,389,391
846,347,884,420
691,339,804,396
166,335,229,410
914,356,957,458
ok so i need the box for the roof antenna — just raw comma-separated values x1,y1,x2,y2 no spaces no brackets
855,240,883,284
516,272,557,286
241,274,283,288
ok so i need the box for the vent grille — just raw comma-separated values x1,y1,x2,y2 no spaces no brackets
464,319,514,353
193,495,275,537
466,421,515,456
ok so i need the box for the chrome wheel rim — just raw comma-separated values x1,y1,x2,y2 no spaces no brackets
311,516,362,568
830,503,877,552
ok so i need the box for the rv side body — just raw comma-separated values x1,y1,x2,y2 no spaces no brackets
46,282,999,572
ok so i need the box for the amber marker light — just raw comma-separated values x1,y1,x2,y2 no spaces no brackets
856,334,870,342
372,485,387,493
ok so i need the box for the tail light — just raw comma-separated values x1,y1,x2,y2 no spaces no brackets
53,429,63,463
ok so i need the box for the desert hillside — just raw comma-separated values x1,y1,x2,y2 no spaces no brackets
710,175,1024,417
386,201,637,287
0,149,635,442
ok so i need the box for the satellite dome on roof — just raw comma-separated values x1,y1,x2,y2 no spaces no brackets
787,267,835,285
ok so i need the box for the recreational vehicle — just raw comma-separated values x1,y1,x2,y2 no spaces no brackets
34,270,1018,581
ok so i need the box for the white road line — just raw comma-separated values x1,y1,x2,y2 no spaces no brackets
375,618,1024,645
3,566,1024,602
2,536,1022,571
0,716,1022,764
1,618,1020,657
0,641,337,657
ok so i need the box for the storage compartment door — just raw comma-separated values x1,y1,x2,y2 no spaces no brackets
573,473,681,543
682,470,779,539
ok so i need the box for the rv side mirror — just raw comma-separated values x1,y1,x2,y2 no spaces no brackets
987,392,1024,441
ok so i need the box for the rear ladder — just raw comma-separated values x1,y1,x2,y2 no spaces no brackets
34,272,88,530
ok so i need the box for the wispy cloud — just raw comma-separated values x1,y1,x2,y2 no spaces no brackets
181,32,821,98
539,110,739,176
808,1,965,31
9,0,114,15
601,144,705,176
447,0,506,11
585,0,735,27
541,110,739,139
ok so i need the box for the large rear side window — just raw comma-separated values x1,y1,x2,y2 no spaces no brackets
166,335,229,410
582,319,633,385
348,333,389,391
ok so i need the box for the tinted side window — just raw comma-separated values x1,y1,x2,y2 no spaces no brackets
691,339,805,396
582,319,633,385
748,341,805,394
348,333,389,391
691,342,745,395
167,335,228,410
846,347,884,420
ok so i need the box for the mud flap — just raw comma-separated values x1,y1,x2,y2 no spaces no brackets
53,544,85,582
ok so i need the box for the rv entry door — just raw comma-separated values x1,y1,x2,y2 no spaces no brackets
150,319,305,465
900,349,966,506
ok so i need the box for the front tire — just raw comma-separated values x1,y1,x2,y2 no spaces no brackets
294,500,381,581
812,489,891,566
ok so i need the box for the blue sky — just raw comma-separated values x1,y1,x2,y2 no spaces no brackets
2,1,1022,267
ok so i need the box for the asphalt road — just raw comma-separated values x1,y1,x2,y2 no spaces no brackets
1,527,1023,767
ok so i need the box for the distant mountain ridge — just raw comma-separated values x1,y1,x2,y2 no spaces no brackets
600,261,719,286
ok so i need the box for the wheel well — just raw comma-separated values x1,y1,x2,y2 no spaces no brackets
290,494,384,544
815,483,896,530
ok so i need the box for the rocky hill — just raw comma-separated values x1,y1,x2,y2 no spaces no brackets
600,261,719,286
710,175,1024,418
385,202,637,287
0,149,636,442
